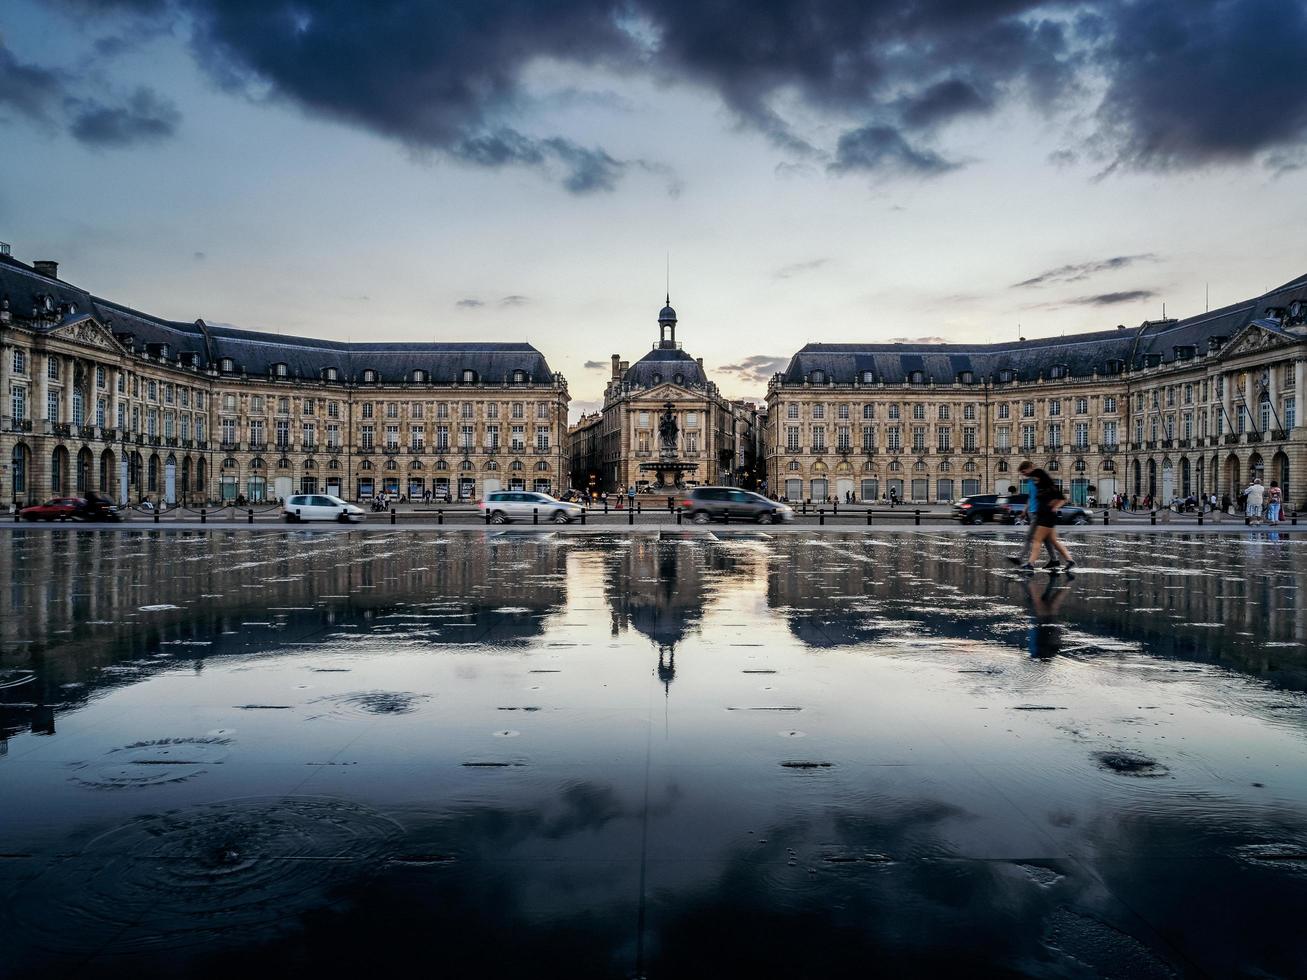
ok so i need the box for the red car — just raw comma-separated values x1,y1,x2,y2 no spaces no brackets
19,495,121,522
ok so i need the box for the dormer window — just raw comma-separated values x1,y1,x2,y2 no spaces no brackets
1145,353,1162,368
652,373,663,385
861,370,874,383
958,370,974,385
908,370,924,385
67,302,77,315
997,368,1014,384
219,357,234,373
1174,345,1196,361
412,369,426,383
461,368,477,383
361,368,378,383
1048,365,1067,379
273,362,288,377
324,367,339,382
1104,359,1124,374
512,369,526,383
811,370,826,384
674,373,684,385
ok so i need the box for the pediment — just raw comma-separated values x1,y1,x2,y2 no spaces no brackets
639,382,704,402
1219,322,1300,361
47,317,126,355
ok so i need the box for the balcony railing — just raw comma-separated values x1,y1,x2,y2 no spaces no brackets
1271,429,1288,441
1225,434,1239,445
1098,443,1119,453
52,422,72,437
220,441,240,452
79,425,96,440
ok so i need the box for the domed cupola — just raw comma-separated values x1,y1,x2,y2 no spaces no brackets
658,294,678,349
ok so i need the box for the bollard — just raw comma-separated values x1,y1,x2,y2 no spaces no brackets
637,500,642,515
604,499,609,515
914,509,921,526
865,509,872,526
1150,510,1156,526
580,509,587,525
248,507,254,525
201,508,207,524
390,508,396,525
153,508,159,523
438,509,444,525
1198,513,1203,526
833,500,838,516
819,508,825,526
627,504,634,525
484,508,491,525
801,501,807,516
533,507,539,525
1293,511,1298,526
1103,510,1109,526
723,509,729,525
676,507,682,525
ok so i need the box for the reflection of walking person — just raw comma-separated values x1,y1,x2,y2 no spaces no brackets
1007,460,1057,568
1026,575,1071,659
1019,468,1075,574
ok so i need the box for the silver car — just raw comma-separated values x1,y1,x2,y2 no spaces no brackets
680,487,794,524
480,491,584,524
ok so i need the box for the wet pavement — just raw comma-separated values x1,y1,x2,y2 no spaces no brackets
1,529,1305,978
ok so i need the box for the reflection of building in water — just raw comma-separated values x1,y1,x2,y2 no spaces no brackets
765,535,1307,689
0,530,569,742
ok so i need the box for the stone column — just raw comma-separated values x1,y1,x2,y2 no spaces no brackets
34,351,48,429
1220,371,1232,436
1268,362,1281,433
64,356,76,425
109,367,121,432
1296,359,1306,429
1244,370,1255,432
0,337,9,427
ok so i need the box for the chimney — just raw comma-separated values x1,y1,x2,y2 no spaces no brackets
611,354,621,379
33,260,59,280
696,357,703,369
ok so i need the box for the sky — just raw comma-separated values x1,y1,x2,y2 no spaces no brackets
2,0,1306,420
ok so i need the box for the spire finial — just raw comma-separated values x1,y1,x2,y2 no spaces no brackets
666,251,670,306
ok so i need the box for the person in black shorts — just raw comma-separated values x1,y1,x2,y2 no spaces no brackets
1019,468,1075,574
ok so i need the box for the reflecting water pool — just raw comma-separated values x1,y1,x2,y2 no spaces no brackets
2,529,1306,978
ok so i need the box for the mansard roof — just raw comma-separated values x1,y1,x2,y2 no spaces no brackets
622,345,707,389
780,272,1307,385
0,253,554,382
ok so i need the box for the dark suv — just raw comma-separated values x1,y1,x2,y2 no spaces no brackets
680,487,794,524
951,494,1005,524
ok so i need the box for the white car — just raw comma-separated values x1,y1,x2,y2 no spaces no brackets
283,493,365,523
480,491,584,524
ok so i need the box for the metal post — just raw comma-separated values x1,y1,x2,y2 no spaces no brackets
636,500,641,515
1151,510,1156,526
580,509,586,525
723,509,729,525
676,507,682,525
390,507,396,525
801,501,807,516
627,504,634,525
833,500,838,516
438,509,444,525
604,498,609,515
154,508,159,523
533,507,539,525
914,509,921,526
1102,510,1109,526
248,507,254,525
200,508,206,524
819,508,825,526
1198,513,1203,526
865,509,871,526
484,509,490,525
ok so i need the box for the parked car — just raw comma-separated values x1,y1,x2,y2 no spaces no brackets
19,496,121,522
480,491,584,524
283,494,365,523
996,494,1093,525
950,494,1004,524
679,487,794,524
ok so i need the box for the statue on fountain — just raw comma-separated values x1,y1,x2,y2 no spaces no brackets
658,402,679,453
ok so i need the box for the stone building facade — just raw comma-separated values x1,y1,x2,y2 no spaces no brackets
766,273,1307,507
0,251,569,506
571,301,747,494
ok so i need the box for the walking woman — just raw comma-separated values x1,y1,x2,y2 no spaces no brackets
1019,468,1075,574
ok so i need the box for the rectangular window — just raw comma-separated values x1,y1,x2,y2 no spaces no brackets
385,424,399,449
1182,414,1192,439
786,403,799,419
487,424,500,449
11,350,25,374
1021,424,1036,450
1103,421,1117,446
277,396,289,414
888,404,900,420
147,410,158,438
362,402,374,419
11,385,26,421
887,426,901,451
117,403,126,429
995,427,1010,451
1287,398,1297,429
1048,423,1061,448
460,425,474,449
785,426,800,452
163,413,174,439
410,425,424,451
812,425,826,451
181,416,190,440
512,402,524,419
436,424,450,449
963,403,976,420
536,402,549,420
487,403,499,420
686,411,699,427
276,419,290,447
361,425,374,450
911,426,925,452
936,427,951,451
686,431,698,452
912,404,925,420
1022,401,1034,418
862,404,874,420
638,411,650,427
222,418,237,443
1048,399,1061,417
511,425,524,450
48,357,60,380
463,402,474,420
1103,396,1117,413
997,403,1010,420
47,390,59,422
302,422,315,447
250,419,265,446
1075,397,1087,414
535,425,550,450
386,401,398,418
837,403,849,420
812,404,825,420
327,423,341,448
95,366,105,388
962,426,977,451
861,426,875,451
303,398,314,415
1074,422,1089,448
938,405,950,420
328,401,340,419
837,425,850,450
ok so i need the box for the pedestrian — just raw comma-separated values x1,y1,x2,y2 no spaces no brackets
1018,467,1075,574
1008,461,1059,569
1266,480,1282,524
889,487,898,508
1222,492,1231,513
1243,478,1265,524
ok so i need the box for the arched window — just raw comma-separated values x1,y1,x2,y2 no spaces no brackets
328,458,341,469
534,460,550,471
460,460,474,471
787,460,800,471
997,369,1014,384
435,458,449,471
304,459,316,470
996,460,1009,472
360,459,373,470
652,373,662,385
250,456,265,469
277,457,291,469
409,460,424,470
222,456,238,469
385,459,398,470
510,459,524,471
909,370,924,385
674,373,684,385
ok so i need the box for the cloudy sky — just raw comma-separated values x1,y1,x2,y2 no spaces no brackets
3,0,1306,418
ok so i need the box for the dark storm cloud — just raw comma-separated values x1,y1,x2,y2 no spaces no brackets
718,355,790,383
1012,254,1157,289
0,42,65,124
1033,289,1158,308
829,125,959,176
39,0,1307,180
68,87,180,146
